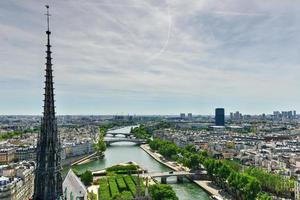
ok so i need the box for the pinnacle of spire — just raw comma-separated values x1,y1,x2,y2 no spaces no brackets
45,5,51,32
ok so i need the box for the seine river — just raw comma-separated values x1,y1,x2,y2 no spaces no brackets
71,126,210,200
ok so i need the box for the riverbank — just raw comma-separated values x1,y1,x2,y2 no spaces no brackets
140,144,232,200
61,153,95,167
72,152,98,166
140,144,187,171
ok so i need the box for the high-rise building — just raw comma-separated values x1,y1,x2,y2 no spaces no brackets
180,113,186,119
33,6,63,200
273,111,281,120
230,112,233,120
215,108,225,126
187,113,192,119
233,111,242,120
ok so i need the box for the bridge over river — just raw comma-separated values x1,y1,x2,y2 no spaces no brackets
106,132,133,137
141,171,195,184
106,125,139,137
104,137,147,145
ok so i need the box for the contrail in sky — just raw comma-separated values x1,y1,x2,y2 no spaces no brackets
84,1,172,61
147,0,172,62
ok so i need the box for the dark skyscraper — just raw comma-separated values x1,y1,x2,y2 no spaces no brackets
33,6,62,200
215,108,225,126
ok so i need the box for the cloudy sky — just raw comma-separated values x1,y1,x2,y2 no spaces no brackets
1,0,300,115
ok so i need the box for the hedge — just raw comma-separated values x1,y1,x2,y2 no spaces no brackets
124,175,136,196
120,191,133,200
99,178,110,200
131,176,145,193
106,164,138,173
116,176,127,191
108,177,120,198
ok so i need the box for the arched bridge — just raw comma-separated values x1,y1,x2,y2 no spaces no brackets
106,132,133,137
104,138,147,145
141,171,195,184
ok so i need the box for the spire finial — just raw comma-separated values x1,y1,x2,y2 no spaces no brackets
45,5,51,32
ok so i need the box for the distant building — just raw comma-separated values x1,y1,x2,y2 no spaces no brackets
15,146,36,161
230,112,233,120
234,111,242,120
63,169,87,200
0,161,35,200
187,113,192,120
273,111,281,120
230,111,242,121
215,108,225,126
273,110,297,120
180,113,186,119
0,148,15,164
62,140,94,158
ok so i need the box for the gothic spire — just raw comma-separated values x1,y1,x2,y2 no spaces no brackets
33,5,63,200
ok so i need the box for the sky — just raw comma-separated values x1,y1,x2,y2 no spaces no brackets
1,0,300,115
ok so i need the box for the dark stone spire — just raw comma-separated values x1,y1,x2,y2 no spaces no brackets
33,5,63,200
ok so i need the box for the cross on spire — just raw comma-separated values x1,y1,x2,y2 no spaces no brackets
45,5,51,32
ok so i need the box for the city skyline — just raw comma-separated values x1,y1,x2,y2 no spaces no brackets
1,0,300,115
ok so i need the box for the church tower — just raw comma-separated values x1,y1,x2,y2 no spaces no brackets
33,5,63,200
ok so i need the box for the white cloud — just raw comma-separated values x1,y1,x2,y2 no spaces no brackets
1,0,300,114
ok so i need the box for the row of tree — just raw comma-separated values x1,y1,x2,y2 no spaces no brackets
94,127,107,157
0,130,24,141
149,138,295,200
130,125,151,139
149,184,178,200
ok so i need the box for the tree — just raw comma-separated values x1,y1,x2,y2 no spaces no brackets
130,125,151,139
186,154,201,170
149,184,178,200
185,144,197,153
158,143,178,159
199,150,208,158
256,192,272,200
226,142,235,149
81,170,93,186
149,139,162,150
217,164,232,188
99,127,108,136
94,129,106,156
243,177,262,200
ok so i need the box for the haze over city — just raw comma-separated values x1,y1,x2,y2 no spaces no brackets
1,0,300,115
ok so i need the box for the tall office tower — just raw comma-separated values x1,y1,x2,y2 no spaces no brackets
215,108,225,126
180,113,186,119
33,6,63,200
230,112,233,120
288,111,293,119
273,111,281,120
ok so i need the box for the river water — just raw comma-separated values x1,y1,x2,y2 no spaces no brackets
72,126,210,200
